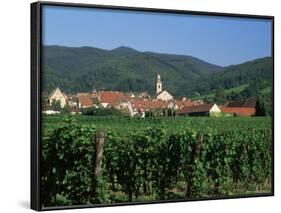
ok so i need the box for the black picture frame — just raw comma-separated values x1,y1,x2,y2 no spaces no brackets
31,1,274,211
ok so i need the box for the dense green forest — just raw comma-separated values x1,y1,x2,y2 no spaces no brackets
190,57,273,99
42,45,222,95
42,45,272,103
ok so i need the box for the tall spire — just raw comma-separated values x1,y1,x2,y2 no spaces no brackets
157,74,161,81
156,74,162,94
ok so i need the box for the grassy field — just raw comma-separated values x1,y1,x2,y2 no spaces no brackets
42,114,272,134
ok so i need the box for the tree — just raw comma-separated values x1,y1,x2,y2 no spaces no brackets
213,86,226,105
51,99,62,111
61,104,71,114
42,92,49,107
227,92,243,101
256,94,272,116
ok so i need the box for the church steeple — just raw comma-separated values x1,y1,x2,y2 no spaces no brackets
156,74,162,94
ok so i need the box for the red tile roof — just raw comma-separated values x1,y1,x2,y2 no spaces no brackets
131,99,168,111
177,104,214,115
78,96,93,108
175,99,194,108
99,91,126,105
220,107,256,116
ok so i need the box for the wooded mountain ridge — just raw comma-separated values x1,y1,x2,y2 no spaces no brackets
42,45,272,99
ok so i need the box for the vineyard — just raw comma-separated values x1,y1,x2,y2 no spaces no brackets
41,115,272,207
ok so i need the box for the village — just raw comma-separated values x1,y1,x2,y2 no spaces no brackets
43,74,257,117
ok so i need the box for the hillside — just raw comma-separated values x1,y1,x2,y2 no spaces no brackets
188,57,273,99
42,45,272,100
192,84,250,101
42,45,223,95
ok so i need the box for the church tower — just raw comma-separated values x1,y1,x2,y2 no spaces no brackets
156,74,162,94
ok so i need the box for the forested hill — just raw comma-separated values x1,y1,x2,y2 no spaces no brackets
187,57,273,99
42,45,223,95
42,45,272,99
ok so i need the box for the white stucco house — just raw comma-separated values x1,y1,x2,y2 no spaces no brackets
155,74,174,101
156,90,174,101
48,87,67,108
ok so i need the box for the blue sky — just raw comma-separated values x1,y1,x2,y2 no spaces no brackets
42,5,272,66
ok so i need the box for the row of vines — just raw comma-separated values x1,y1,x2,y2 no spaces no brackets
41,118,272,207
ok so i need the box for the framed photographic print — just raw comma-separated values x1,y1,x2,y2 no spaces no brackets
31,1,274,211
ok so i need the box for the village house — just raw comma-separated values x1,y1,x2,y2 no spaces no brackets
78,95,94,108
175,98,194,110
45,76,258,118
220,97,256,116
67,95,78,108
177,103,221,116
155,74,174,101
129,98,170,117
157,90,174,101
46,76,258,118
44,74,196,117
76,92,100,109
98,91,127,108
177,97,257,117
220,107,256,117
47,87,67,108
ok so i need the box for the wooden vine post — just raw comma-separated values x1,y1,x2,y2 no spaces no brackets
194,133,203,161
185,132,204,197
93,129,105,197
